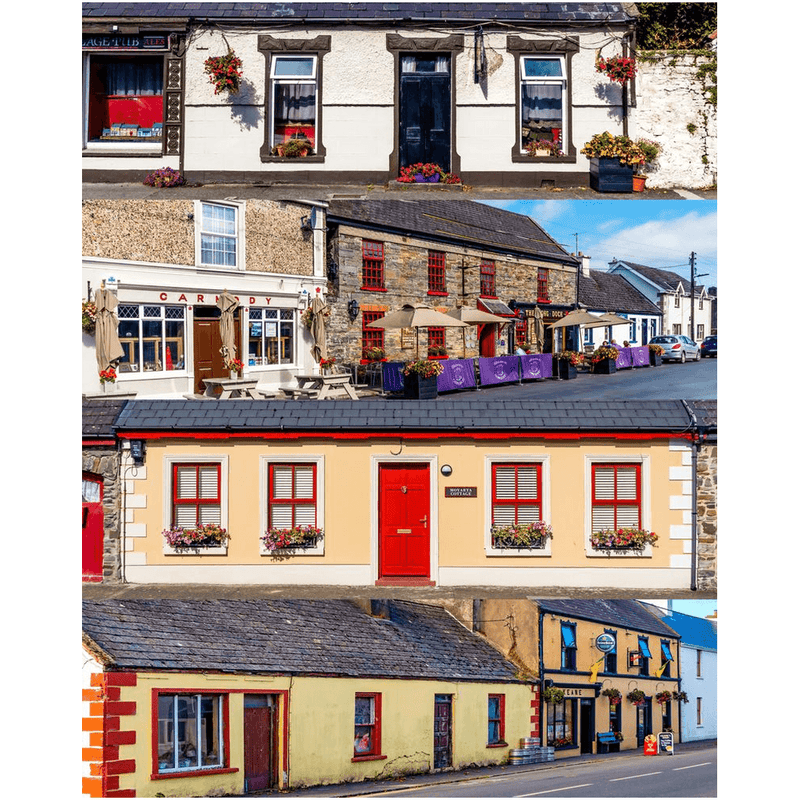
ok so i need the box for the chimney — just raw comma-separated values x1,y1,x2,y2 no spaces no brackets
580,252,592,278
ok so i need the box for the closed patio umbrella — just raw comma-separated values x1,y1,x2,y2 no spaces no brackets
216,290,240,366
367,303,468,359
310,293,328,363
532,306,545,353
94,288,124,373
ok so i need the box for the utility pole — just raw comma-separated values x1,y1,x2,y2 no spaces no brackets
689,252,696,341
573,233,580,309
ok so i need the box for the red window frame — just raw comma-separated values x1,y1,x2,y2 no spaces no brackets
362,240,385,290
171,463,221,527
352,692,385,761
362,310,385,356
427,326,445,350
268,463,317,528
515,316,528,345
537,268,549,303
427,250,447,294
480,260,496,297
487,694,506,746
150,690,234,780
591,463,642,530
491,463,542,525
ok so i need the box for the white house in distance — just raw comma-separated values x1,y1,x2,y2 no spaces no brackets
607,260,713,343
642,602,717,743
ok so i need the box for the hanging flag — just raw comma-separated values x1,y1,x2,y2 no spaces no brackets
589,657,604,683
655,662,668,678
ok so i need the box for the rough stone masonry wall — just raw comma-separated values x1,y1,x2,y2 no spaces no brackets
636,53,717,189
83,448,121,583
695,442,717,591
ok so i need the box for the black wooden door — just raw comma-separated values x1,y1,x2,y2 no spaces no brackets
400,56,451,170
580,699,594,754
433,694,452,769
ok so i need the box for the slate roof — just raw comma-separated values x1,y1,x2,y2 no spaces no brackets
684,400,716,430
535,599,681,639
82,398,129,439
579,270,661,316
328,200,576,265
83,3,637,24
612,261,707,296
114,399,696,433
82,599,523,682
639,603,717,651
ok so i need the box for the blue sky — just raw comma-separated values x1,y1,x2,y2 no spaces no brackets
481,200,718,289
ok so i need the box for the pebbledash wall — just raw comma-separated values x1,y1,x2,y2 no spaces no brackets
635,53,717,189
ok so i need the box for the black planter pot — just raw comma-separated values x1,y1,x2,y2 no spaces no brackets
556,360,578,379
492,538,545,550
589,157,634,193
404,372,439,400
649,352,663,366
593,358,617,374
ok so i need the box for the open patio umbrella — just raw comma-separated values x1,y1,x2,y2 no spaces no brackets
583,312,631,328
94,287,125,373
310,293,328,363
446,305,509,358
367,303,468,359
548,309,604,353
216,290,240,367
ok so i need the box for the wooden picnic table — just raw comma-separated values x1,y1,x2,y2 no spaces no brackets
292,372,360,400
202,377,263,399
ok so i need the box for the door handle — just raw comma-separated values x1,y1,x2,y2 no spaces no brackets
420,515,427,528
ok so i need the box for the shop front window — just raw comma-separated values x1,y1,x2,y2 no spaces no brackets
547,698,576,748
248,308,295,366
157,694,224,774
86,55,164,143
117,304,185,374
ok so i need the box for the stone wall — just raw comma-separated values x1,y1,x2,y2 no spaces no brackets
83,448,121,583
326,225,577,363
635,53,717,189
82,199,314,275
695,441,717,591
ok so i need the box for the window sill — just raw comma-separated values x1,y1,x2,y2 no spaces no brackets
487,546,551,558
511,154,578,165
163,545,228,556
427,291,449,297
351,754,387,763
486,742,508,749
537,298,551,304
260,544,325,557
480,295,498,300
361,286,388,292
587,547,653,558
151,767,237,781
262,155,326,164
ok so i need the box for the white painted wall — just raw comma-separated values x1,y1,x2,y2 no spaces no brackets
679,643,717,741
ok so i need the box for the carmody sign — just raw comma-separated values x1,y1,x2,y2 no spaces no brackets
155,293,288,307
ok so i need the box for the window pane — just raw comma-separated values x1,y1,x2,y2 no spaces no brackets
494,467,517,499
177,696,199,770
270,505,294,528
158,696,176,771
492,506,516,526
516,467,538,499
524,58,563,77
176,467,197,499
200,697,222,767
202,204,236,235
592,506,615,532
273,84,317,146
488,720,500,743
82,479,101,503
274,57,315,77
198,504,222,525
272,466,294,499
201,233,237,267
293,466,315,499
354,696,374,725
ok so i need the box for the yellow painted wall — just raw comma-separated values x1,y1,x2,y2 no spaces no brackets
128,436,688,570
111,672,532,796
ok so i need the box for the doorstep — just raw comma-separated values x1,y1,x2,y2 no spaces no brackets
374,577,436,586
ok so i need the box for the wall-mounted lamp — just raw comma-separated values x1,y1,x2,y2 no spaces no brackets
187,212,194,221
130,440,146,466
301,215,313,232
347,299,360,320
440,464,453,477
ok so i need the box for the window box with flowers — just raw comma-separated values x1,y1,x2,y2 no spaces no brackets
552,350,583,379
261,525,323,554
490,521,553,551
648,343,664,366
525,138,564,159
591,528,658,554
397,162,461,184
402,359,444,399
427,345,449,359
361,347,386,365
590,345,619,374
270,138,315,158
162,523,230,555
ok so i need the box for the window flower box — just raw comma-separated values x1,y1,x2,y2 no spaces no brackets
261,526,323,552
162,524,230,552
591,528,658,552
490,522,552,550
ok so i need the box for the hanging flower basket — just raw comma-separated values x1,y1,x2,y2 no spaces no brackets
595,54,637,84
261,526,323,551
542,686,565,704
82,301,97,334
627,689,647,706
591,528,658,551
204,50,243,94
672,691,689,704
655,691,672,706
163,523,230,550
491,521,553,549
602,688,622,705
99,367,117,384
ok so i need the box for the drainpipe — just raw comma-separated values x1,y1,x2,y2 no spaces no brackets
680,401,702,591
537,605,545,745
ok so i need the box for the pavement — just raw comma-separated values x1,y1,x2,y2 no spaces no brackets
255,739,717,797
82,182,716,201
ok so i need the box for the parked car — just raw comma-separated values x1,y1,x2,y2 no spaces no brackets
700,336,717,357
649,335,701,362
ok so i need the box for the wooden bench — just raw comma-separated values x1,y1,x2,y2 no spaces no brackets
596,731,620,753
281,387,320,400
183,393,216,400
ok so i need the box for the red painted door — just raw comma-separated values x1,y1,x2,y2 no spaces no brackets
378,464,430,579
82,474,104,582
244,696,277,793
478,324,496,357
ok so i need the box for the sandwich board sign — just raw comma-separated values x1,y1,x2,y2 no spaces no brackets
658,732,674,755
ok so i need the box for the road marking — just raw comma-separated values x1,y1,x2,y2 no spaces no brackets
609,771,662,781
674,762,713,770
673,189,707,200
514,784,593,796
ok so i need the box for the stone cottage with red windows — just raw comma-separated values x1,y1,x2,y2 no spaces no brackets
81,2,642,188
325,200,580,363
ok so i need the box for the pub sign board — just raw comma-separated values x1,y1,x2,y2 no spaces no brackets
444,487,478,498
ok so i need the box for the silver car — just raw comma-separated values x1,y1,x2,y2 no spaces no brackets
649,335,701,363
